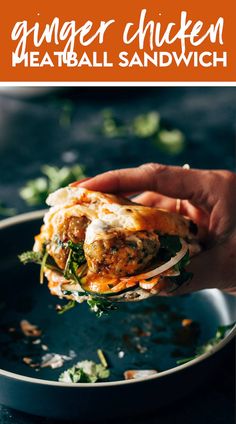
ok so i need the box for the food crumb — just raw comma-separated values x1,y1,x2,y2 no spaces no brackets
124,370,158,380
118,351,125,359
182,319,193,327
32,339,41,345
20,320,42,337
136,343,148,354
23,357,33,365
41,344,48,351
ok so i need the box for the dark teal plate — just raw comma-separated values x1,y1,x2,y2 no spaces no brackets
0,212,235,420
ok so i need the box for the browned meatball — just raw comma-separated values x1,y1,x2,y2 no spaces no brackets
84,230,160,277
47,215,89,269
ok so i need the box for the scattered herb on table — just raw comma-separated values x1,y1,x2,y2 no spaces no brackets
19,164,86,206
101,109,185,156
176,323,235,365
102,109,126,138
56,300,77,315
59,350,110,383
154,129,186,155
132,111,160,138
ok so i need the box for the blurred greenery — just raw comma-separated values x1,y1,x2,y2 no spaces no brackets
101,109,185,156
155,129,186,155
20,164,86,206
0,107,188,216
102,109,126,138
59,100,75,129
133,111,160,138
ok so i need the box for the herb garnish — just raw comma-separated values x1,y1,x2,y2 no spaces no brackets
19,250,61,275
176,323,235,365
170,250,193,287
158,236,193,287
159,235,182,256
19,251,43,265
87,296,117,317
63,241,86,282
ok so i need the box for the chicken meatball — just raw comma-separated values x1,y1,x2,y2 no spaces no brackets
84,230,160,277
47,215,89,269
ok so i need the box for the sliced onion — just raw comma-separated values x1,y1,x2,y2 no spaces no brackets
121,239,188,284
139,279,159,290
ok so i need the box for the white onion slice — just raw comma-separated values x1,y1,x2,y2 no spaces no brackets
121,239,188,284
139,280,159,290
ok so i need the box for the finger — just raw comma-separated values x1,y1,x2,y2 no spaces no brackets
79,164,213,210
167,239,236,295
133,191,177,210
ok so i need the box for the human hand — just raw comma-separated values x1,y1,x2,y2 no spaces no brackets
75,163,236,295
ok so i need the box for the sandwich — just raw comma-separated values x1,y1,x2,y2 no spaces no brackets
20,186,200,315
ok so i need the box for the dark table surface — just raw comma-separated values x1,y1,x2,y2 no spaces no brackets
0,87,235,423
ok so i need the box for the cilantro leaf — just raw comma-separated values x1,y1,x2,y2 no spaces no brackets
87,297,117,317
159,235,182,257
19,251,43,265
19,249,61,275
59,360,110,383
63,241,86,281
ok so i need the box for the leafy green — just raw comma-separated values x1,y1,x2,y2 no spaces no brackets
67,241,86,265
19,251,43,265
176,323,235,365
170,250,193,287
59,360,110,383
175,250,190,271
87,296,117,317
63,241,86,281
57,300,77,315
101,109,186,156
158,238,192,288
155,129,185,155
159,235,182,256
20,164,86,206
19,249,61,275
102,109,126,138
